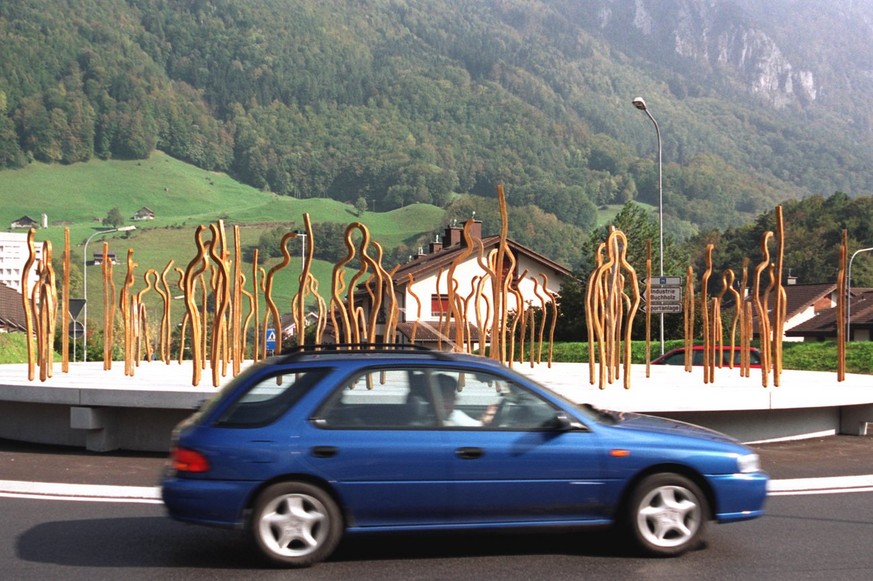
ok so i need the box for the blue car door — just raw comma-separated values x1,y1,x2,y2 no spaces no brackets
303,368,450,528
435,371,608,524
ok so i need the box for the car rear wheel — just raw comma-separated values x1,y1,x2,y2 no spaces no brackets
626,473,707,557
250,482,343,567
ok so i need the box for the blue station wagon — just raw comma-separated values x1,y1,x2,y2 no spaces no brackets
161,346,768,567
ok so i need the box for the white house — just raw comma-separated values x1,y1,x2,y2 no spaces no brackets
352,221,571,348
0,232,43,297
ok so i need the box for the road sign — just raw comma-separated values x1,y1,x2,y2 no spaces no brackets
647,285,682,304
649,276,682,286
265,328,277,351
69,298,86,320
69,320,84,339
649,303,683,314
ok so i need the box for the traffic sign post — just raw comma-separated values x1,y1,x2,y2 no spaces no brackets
643,277,683,315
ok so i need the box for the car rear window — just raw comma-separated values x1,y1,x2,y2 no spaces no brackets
215,369,328,427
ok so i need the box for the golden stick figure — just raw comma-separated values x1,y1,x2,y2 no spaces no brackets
753,231,774,387
156,261,174,364
240,273,254,358
32,240,57,382
263,231,298,355
713,270,730,369
119,249,137,377
507,269,529,366
103,243,116,370
615,230,641,389
837,229,847,382
330,227,357,344
684,265,695,373
490,183,512,363
646,241,653,376
250,250,260,361
406,273,422,344
174,267,186,365
21,229,37,380
701,244,714,384
773,207,788,386
62,228,70,372
474,239,496,356
207,222,232,385
724,270,740,370
134,269,159,368
539,273,559,368
182,225,209,385
739,258,750,376
586,243,606,385
231,225,243,376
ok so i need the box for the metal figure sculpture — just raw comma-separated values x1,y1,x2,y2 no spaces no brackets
231,226,244,376
837,229,847,382
250,249,260,361
724,270,741,370
683,265,695,373
119,249,137,377
701,244,714,384
752,231,774,387
406,273,422,344
181,225,209,385
156,261,174,364
773,207,788,387
61,229,70,372
103,243,116,370
263,231,298,356
713,271,730,369
32,240,57,381
739,258,751,377
21,229,37,380
586,229,639,389
539,273,559,368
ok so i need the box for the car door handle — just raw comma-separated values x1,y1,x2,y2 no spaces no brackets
455,447,484,460
311,446,338,458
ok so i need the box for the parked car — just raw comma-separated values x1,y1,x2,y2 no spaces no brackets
651,345,762,368
161,345,768,567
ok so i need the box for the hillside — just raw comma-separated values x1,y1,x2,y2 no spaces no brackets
4,0,873,244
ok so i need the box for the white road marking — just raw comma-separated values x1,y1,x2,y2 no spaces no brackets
2,475,873,503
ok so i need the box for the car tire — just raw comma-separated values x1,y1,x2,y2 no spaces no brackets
250,481,343,567
626,473,708,557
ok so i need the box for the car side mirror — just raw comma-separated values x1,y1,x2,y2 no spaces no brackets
546,411,578,431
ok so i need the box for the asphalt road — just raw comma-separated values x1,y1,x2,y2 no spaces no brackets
1,435,872,487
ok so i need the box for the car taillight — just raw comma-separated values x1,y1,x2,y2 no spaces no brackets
172,447,211,473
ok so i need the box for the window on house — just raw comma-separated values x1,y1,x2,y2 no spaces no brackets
431,294,450,316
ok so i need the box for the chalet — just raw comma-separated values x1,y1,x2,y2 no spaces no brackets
131,207,155,221
785,288,873,341
92,251,119,266
9,216,38,230
353,220,571,348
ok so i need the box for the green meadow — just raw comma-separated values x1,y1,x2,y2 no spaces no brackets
1,152,445,349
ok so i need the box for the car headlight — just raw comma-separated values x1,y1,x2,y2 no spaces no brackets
737,453,761,474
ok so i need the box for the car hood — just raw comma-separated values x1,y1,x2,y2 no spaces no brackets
606,411,740,444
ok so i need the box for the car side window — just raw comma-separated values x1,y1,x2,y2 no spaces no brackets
317,369,437,429
216,369,327,427
434,371,560,431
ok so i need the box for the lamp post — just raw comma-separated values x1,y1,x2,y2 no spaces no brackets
632,96,665,355
82,225,136,362
847,246,873,341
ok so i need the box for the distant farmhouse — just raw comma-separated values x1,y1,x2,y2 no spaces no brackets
131,207,155,221
9,215,38,230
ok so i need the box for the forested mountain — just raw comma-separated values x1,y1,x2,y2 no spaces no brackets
4,0,873,247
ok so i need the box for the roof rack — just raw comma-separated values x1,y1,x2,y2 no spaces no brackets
275,342,458,364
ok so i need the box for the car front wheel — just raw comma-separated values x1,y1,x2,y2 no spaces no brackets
250,482,343,567
626,473,708,557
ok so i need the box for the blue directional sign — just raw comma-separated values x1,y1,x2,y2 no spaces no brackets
265,328,277,351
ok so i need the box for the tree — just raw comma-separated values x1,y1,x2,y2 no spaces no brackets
102,207,124,228
354,196,368,216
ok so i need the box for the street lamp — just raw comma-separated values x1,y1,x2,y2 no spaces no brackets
82,225,136,362
632,96,665,355
847,246,873,341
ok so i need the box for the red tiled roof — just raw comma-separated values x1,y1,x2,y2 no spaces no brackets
0,284,26,331
391,235,571,285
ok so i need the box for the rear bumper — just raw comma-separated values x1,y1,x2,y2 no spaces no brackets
161,477,259,528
